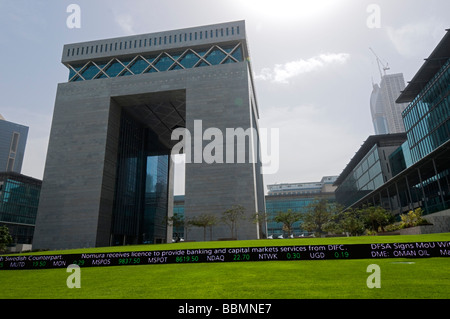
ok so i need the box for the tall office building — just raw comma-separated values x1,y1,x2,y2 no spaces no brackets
0,114,28,173
33,21,265,250
370,73,409,134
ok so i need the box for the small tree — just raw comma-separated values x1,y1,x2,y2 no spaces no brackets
221,205,246,239
359,205,394,233
339,208,366,236
273,209,302,237
400,208,428,228
0,225,13,252
302,199,341,237
189,213,218,241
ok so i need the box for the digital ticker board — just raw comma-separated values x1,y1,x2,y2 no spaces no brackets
1,241,449,270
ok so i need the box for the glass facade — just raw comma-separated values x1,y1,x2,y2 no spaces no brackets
143,153,169,244
402,58,450,163
68,43,244,82
0,173,41,244
335,145,384,208
172,195,185,239
389,141,413,177
111,111,170,245
265,196,318,237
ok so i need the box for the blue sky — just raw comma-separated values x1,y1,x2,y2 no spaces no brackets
0,0,449,195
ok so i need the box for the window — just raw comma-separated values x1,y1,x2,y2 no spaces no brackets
6,158,15,171
10,132,20,153
67,42,244,82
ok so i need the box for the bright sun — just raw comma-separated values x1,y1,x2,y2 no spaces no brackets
240,0,339,23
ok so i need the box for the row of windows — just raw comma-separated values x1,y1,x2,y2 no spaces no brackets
354,145,380,180
0,209,37,225
403,59,450,163
68,43,243,82
266,198,311,235
409,119,450,163
352,145,384,191
403,59,450,119
408,96,450,140
266,198,316,213
335,145,384,207
0,180,40,200
269,190,321,196
67,26,241,58
0,179,40,225
403,78,450,137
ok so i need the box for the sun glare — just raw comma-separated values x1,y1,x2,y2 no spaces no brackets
240,0,339,23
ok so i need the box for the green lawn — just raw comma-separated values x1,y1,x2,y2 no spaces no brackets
1,233,449,299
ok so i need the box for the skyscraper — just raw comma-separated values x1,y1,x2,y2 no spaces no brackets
0,114,28,173
370,73,409,134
